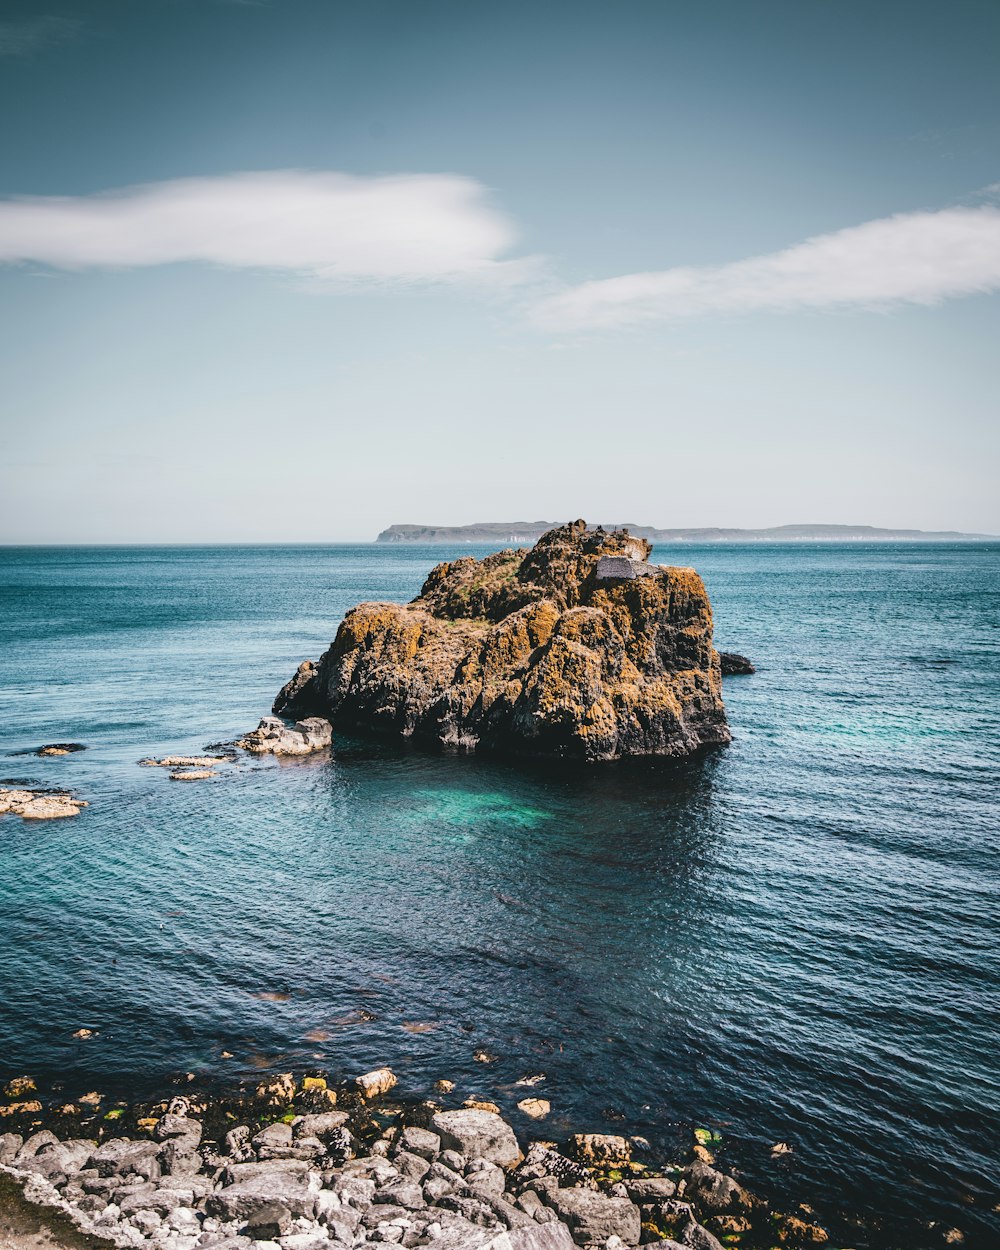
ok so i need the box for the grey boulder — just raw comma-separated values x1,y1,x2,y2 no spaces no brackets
430,1111,522,1170
545,1189,641,1247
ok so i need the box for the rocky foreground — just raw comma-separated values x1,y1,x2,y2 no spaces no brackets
0,1070,829,1250
273,521,731,762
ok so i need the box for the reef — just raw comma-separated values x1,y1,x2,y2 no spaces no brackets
273,521,730,762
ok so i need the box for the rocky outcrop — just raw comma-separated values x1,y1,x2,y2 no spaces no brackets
718,652,755,676
0,788,87,821
274,521,730,762
236,716,333,757
0,1067,826,1250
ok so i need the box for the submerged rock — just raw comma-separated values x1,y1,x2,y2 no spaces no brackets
273,521,730,762
36,743,87,756
236,716,333,756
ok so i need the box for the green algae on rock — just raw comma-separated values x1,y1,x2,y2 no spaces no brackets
274,520,730,762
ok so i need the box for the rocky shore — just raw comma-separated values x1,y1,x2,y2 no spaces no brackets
0,1069,830,1250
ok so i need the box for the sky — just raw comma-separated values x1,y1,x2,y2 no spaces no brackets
1,0,998,542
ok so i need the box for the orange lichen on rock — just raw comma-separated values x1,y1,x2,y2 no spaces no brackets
273,520,730,761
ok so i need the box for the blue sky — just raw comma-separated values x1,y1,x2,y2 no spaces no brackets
1,0,998,541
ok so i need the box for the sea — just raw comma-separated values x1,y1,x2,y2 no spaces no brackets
1,542,998,1248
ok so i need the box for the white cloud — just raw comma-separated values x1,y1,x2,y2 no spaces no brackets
531,205,1000,331
0,170,523,284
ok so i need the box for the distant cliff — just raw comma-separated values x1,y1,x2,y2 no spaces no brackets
376,521,994,544
274,520,730,762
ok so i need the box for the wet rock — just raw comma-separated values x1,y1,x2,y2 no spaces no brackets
545,1189,641,1247
37,743,87,756
4,1076,37,1098
623,1177,678,1202
237,716,333,757
431,1111,522,1170
169,768,218,781
684,1161,751,1213
463,1098,502,1115
516,1099,550,1120
256,1073,296,1105
355,1067,398,1099
718,652,754,676
568,1134,630,1167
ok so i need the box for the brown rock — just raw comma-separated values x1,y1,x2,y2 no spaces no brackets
570,1133,631,1166
3,1077,36,1099
274,521,729,762
354,1068,397,1098
516,1098,550,1120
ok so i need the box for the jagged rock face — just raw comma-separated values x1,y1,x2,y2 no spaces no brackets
274,521,730,762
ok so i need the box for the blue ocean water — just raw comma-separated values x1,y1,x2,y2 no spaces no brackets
1,542,998,1247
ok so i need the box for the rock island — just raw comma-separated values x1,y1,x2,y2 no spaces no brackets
274,521,730,761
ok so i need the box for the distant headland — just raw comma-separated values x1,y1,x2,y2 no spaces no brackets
377,521,996,544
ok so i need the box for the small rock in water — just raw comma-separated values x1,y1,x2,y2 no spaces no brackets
237,716,333,757
517,1098,550,1120
169,768,217,780
140,754,231,767
0,787,87,820
463,1098,501,1115
3,1076,36,1098
37,743,86,756
355,1068,397,1099
72,1028,97,1040
718,651,755,676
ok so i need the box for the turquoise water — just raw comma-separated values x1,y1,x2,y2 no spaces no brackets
1,543,998,1247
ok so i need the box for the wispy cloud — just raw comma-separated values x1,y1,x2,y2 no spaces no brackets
0,15,83,57
0,170,526,285
531,204,1000,331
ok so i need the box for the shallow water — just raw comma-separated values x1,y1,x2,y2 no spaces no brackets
1,542,998,1247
